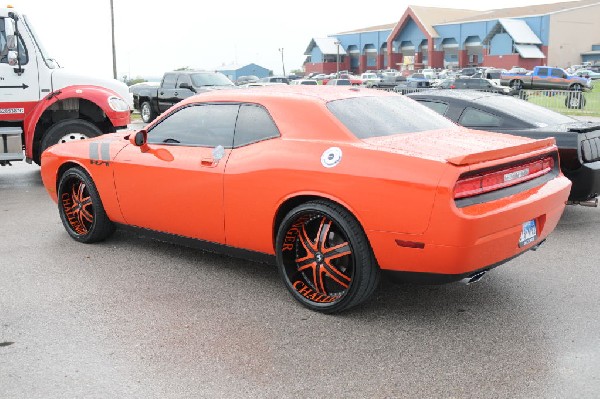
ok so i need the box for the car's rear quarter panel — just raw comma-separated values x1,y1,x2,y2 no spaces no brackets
223,139,445,254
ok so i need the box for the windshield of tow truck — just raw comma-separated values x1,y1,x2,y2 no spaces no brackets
22,14,58,69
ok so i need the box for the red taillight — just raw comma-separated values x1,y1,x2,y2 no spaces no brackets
450,85,456,89
454,157,555,199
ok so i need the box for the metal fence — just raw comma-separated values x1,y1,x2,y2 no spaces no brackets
517,89,599,116
372,86,599,116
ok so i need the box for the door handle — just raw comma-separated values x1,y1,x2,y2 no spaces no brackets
160,91,164,95
201,158,218,167
174,92,179,96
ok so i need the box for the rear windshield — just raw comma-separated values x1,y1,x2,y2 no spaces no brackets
478,96,575,127
327,96,457,139
191,73,234,87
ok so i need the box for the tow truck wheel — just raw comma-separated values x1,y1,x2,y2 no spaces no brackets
57,167,115,243
39,119,102,162
140,101,156,123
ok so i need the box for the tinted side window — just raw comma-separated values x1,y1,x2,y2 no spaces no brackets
177,74,192,88
551,69,563,78
417,100,449,116
148,104,239,147
234,104,280,147
162,74,177,89
459,107,501,128
537,68,549,77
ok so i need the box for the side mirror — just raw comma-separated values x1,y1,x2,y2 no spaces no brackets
5,18,17,51
130,130,149,151
7,51,18,67
179,82,196,92
5,18,19,67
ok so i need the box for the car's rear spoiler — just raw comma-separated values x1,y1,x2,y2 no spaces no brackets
447,137,556,166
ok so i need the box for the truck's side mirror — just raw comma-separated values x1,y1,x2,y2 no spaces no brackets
4,18,19,67
4,18,17,50
179,82,196,92
4,18,19,71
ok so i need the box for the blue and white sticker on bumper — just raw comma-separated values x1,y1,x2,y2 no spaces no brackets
519,220,537,247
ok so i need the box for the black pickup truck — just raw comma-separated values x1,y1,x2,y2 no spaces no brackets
133,70,236,123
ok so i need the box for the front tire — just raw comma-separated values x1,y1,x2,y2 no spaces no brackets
140,101,156,123
57,167,115,243
276,201,380,313
38,119,102,164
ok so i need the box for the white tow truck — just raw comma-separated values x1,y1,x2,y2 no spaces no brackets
0,6,131,166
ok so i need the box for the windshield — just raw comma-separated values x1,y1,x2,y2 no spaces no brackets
23,15,58,69
191,73,234,87
478,96,575,127
327,96,457,139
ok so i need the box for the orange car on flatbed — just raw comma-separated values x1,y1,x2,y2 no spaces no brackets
41,86,571,313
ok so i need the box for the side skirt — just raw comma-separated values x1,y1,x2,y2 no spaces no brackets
115,224,277,266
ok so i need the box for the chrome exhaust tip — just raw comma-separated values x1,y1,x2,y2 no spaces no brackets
566,198,598,207
460,270,487,285
530,238,546,251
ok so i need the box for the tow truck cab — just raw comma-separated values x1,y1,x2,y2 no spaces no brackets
0,7,131,166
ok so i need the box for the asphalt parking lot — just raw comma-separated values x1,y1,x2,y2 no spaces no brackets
1,161,599,398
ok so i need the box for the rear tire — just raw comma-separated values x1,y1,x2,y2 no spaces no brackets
510,80,523,91
57,167,115,243
276,200,380,313
140,101,156,123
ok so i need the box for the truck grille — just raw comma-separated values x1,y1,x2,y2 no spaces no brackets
581,137,600,163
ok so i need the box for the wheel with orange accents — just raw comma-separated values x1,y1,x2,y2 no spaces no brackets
57,167,115,243
276,201,380,313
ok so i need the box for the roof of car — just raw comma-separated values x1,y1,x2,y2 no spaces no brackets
179,85,398,105
406,89,503,101
166,70,218,75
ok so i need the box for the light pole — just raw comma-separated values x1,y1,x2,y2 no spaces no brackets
334,41,341,76
278,48,286,77
110,0,117,79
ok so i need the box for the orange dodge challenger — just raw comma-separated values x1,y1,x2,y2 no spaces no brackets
41,86,571,313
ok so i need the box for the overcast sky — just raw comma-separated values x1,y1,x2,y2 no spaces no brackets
11,0,571,81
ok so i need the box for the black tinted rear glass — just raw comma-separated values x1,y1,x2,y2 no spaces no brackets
327,96,456,139
478,96,574,127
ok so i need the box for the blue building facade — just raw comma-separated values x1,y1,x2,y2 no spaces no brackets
215,63,271,82
304,1,598,74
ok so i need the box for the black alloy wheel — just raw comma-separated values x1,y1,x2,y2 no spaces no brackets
57,167,115,243
276,201,379,313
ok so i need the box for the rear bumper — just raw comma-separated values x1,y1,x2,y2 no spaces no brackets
367,175,571,276
563,160,600,201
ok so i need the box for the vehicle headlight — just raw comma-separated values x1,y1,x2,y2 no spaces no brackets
108,96,130,112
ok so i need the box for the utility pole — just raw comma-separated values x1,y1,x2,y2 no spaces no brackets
335,41,341,76
110,0,117,79
279,48,286,77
